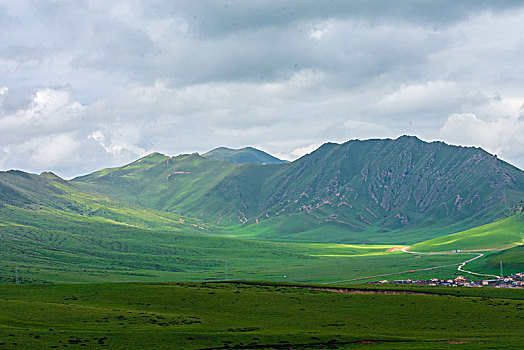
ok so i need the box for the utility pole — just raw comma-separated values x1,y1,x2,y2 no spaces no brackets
225,259,229,281
15,263,18,285
500,260,503,284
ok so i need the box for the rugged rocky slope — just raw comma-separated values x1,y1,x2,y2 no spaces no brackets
247,136,523,229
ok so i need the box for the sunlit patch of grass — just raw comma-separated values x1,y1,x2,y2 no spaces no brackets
412,214,524,252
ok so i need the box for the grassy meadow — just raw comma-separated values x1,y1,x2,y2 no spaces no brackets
0,282,522,349
2,194,523,284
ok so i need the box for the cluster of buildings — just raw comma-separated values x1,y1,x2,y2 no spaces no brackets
368,272,524,288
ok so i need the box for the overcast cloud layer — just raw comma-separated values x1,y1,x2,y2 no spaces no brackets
1,0,524,178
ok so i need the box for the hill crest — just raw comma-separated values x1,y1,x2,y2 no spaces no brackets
202,146,288,165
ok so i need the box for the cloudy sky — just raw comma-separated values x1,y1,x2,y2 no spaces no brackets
1,0,524,178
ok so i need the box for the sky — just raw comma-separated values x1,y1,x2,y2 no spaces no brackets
1,0,524,178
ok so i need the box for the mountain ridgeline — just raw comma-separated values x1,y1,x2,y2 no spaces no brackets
71,136,524,242
202,146,288,165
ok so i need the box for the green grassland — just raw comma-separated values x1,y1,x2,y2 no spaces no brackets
0,282,522,349
0,202,471,284
0,170,478,285
405,213,524,277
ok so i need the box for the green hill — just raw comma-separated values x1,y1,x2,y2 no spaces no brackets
411,212,524,252
467,245,524,276
202,146,288,164
73,136,524,243
4,168,456,284
0,170,69,208
73,152,248,222
0,168,472,285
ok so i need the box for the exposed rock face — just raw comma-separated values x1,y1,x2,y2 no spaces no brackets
233,136,520,228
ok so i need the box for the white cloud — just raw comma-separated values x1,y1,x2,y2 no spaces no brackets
380,81,467,114
440,108,524,165
27,134,81,169
342,120,392,138
441,113,500,150
0,87,7,106
290,143,324,158
88,128,146,157
0,88,84,143
308,20,334,40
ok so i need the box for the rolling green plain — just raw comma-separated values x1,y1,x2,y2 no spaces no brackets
411,215,524,252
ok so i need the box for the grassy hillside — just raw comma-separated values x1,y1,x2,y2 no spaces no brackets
0,282,522,349
0,170,71,209
73,153,252,223
247,136,524,237
467,245,524,276
0,202,471,284
411,213,524,252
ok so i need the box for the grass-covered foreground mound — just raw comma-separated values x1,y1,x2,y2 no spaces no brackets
0,282,522,349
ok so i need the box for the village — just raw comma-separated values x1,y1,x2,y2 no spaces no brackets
367,272,524,288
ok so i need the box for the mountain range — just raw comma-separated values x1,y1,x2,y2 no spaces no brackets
1,135,523,244
67,136,524,243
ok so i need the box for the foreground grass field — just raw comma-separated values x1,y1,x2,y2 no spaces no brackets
0,282,522,349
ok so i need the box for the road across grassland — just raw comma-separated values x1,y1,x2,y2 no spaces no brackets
402,246,500,279
324,246,499,284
